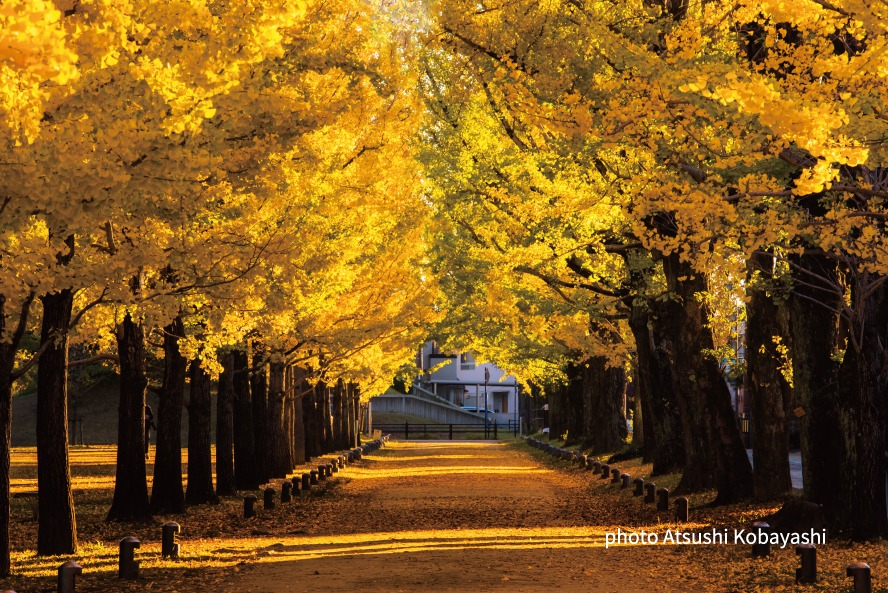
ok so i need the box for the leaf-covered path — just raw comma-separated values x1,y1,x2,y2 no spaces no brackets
228,441,712,593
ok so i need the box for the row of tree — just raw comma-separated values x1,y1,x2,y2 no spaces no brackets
420,0,887,541
0,0,432,577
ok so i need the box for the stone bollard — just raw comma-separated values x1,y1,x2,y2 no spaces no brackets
58,561,82,593
751,522,771,557
264,487,276,510
354,448,363,461
633,478,644,496
338,456,345,469
847,562,871,593
600,464,610,479
331,460,339,473
291,476,302,497
281,481,292,503
611,468,621,484
301,473,311,491
310,470,319,485
795,544,816,584
162,521,180,559
325,463,333,477
644,483,656,503
675,497,689,522
620,473,631,489
317,465,327,481
118,536,140,580
244,494,258,518
579,454,588,467
656,487,669,511
591,461,601,473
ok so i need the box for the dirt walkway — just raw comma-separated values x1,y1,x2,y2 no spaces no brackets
228,440,711,593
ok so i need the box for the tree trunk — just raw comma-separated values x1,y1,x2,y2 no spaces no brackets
106,313,151,521
284,366,294,469
185,360,216,505
215,352,236,496
662,253,753,502
303,385,317,459
834,276,888,539
628,302,684,474
292,371,307,465
250,344,269,483
746,252,794,500
0,294,33,576
787,253,844,525
334,379,347,450
547,384,564,441
232,349,258,490
151,317,186,514
322,383,334,453
36,288,77,555
267,362,289,478
349,384,360,447
583,357,628,454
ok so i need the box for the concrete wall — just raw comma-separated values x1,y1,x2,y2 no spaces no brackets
370,394,485,425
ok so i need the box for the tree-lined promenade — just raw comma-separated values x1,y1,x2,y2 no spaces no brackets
1,0,887,585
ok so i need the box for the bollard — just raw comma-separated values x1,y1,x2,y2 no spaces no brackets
338,456,345,469
795,544,816,584
161,521,180,559
600,464,610,479
620,473,631,489
244,494,258,518
118,536,140,580
675,497,689,522
579,454,588,467
656,487,669,511
644,483,656,503
310,470,319,485
847,562,871,593
591,461,601,473
751,522,771,557
317,466,327,481
331,460,339,473
325,463,333,477
354,448,363,461
611,468,621,484
58,561,82,593
291,476,302,497
301,473,311,491
281,481,292,503
633,478,644,496
264,486,276,509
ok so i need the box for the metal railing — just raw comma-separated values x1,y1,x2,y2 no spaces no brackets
374,421,518,440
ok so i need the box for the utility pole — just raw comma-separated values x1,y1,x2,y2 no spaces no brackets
484,367,489,438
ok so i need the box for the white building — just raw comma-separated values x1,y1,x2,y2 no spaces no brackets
415,342,520,426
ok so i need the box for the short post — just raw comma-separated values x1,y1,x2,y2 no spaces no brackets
281,481,292,502
591,461,601,473
611,468,621,484
644,483,656,503
847,562,871,593
244,494,258,518
325,463,333,477
317,465,327,481
292,476,302,496
579,454,587,467
338,456,345,469
600,464,610,479
118,536,140,580
262,487,275,510
57,561,82,593
795,544,816,584
161,521,180,559
656,487,669,511
633,478,644,496
330,460,339,473
301,473,311,491
449,424,453,440
675,497,689,522
310,470,319,485
751,522,770,557
620,473,631,489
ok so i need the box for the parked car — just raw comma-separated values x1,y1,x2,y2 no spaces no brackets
461,406,496,415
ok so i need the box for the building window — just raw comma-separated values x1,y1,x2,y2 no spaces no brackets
460,352,475,370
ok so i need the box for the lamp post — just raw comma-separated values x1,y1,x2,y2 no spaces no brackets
484,367,490,438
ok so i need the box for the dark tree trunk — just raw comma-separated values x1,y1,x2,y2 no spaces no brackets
185,360,216,505
284,366,294,469
334,379,347,450
834,276,888,539
232,349,258,490
628,302,684,474
267,362,289,478
349,384,360,447
547,384,565,441
250,344,269,483
215,352,236,496
106,313,151,522
662,253,753,502
36,288,77,555
0,294,33,576
787,253,844,525
583,357,628,454
303,386,317,459
292,372,307,465
322,383,335,453
562,363,585,445
316,381,328,453
151,317,186,514
746,252,794,500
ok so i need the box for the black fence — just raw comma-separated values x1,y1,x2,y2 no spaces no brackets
373,421,519,440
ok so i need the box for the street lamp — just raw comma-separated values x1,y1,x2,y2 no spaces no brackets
484,367,489,436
